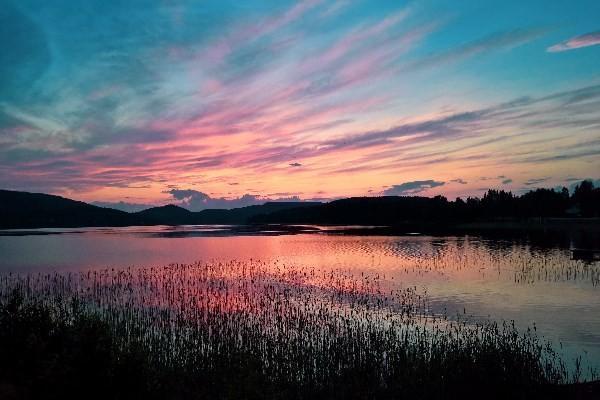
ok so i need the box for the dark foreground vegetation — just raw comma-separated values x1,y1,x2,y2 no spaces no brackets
0,261,597,399
1,180,598,230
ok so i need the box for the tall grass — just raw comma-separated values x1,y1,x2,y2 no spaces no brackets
0,260,591,399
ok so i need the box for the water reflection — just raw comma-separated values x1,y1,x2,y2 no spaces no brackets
0,226,598,374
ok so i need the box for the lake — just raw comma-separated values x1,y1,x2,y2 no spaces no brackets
1,225,599,375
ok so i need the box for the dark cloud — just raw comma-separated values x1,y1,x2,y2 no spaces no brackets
164,188,303,211
92,201,153,213
450,178,467,184
524,177,550,186
521,148,600,163
321,110,484,152
308,83,600,164
289,162,302,167
502,179,513,184
382,180,445,196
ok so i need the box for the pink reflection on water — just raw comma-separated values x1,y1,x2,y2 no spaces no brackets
0,228,599,374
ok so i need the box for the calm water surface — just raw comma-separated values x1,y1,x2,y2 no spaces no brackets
1,225,599,373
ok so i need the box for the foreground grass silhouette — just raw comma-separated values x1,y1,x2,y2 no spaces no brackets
0,261,597,399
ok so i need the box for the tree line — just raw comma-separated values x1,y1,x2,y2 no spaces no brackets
453,180,599,219
252,180,600,225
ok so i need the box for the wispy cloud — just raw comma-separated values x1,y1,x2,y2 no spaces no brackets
1,1,598,202
406,29,545,71
548,31,600,52
524,177,550,186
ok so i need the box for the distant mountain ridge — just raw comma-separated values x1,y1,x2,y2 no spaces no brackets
0,190,138,229
136,204,193,225
250,183,600,225
0,189,320,229
1,181,599,229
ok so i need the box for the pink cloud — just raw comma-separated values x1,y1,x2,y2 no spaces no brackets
547,31,600,52
300,10,409,75
203,0,322,64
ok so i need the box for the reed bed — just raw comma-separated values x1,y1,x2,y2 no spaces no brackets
0,260,588,399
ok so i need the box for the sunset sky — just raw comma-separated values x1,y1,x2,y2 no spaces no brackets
1,0,599,210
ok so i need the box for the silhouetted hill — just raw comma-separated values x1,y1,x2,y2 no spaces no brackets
132,202,320,225
251,183,600,226
0,190,138,229
1,181,599,229
0,190,321,228
250,196,450,225
136,204,192,225
194,202,322,224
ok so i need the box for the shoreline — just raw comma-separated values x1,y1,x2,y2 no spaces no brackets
1,217,599,233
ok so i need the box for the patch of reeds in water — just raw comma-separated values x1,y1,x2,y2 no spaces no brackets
0,260,592,399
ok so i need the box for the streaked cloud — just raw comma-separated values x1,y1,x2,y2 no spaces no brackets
0,1,598,203
406,29,545,72
548,31,600,52
524,177,551,186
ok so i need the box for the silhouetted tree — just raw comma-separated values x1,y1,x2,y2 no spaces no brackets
572,180,600,217
518,188,569,218
481,190,515,218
